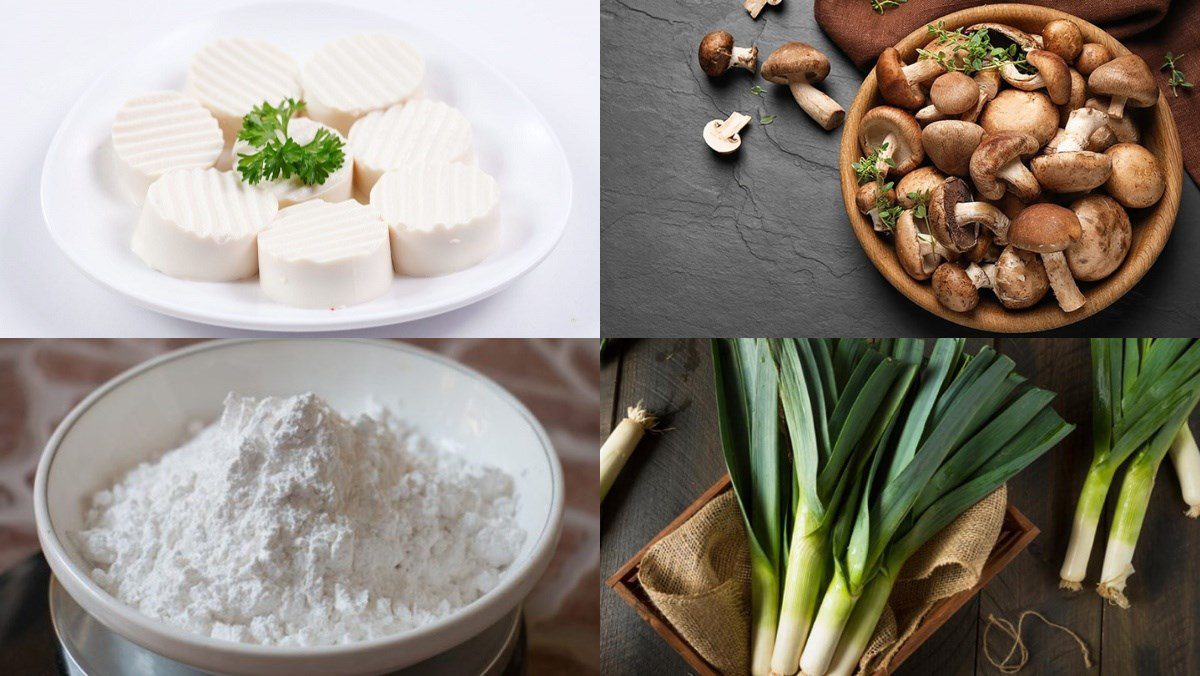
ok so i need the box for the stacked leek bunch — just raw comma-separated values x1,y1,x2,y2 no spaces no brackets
1060,338,1200,607
712,338,1072,676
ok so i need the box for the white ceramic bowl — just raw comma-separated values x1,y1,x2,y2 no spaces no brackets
34,340,563,676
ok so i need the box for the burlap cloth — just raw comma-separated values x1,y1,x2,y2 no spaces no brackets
639,485,1007,675
813,0,1200,185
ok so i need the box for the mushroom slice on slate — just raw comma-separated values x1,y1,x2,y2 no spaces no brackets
1008,203,1085,312
922,120,984,177
1076,43,1112,76
859,106,923,177
1067,195,1131,281
928,177,1012,251
993,245,1050,309
1042,19,1083,63
979,89,1059,147
970,132,1042,202
761,42,845,130
1000,50,1071,105
933,262,994,312
1088,55,1158,119
698,31,758,77
875,47,942,110
703,112,752,154
1104,143,1166,208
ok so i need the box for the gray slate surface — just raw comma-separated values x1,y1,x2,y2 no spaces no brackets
600,0,1200,336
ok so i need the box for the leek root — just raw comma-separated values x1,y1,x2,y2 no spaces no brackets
599,403,656,501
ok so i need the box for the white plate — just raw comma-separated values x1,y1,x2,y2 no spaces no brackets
40,2,573,332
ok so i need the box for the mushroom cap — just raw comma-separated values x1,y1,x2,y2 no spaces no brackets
1008,203,1082,253
1042,20,1083,63
979,90,1058,147
1104,142,1166,208
1066,194,1131,281
859,106,924,175
963,229,995,263
1088,55,1158,107
762,42,830,86
875,48,925,109
965,23,1040,51
921,120,984,177
928,177,979,251
975,68,1003,99
699,31,736,76
1027,50,1072,105
993,246,1050,309
895,210,936,280
856,182,895,213
1088,125,1118,152
969,132,1041,201
930,72,978,115
1076,43,1112,77
1059,69,1087,126
1030,151,1112,193
896,166,946,208
932,263,981,312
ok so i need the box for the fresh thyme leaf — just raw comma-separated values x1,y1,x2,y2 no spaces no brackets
853,141,890,185
1162,52,1194,97
236,98,346,186
751,84,766,96
760,114,777,125
870,0,907,14
876,182,902,230
907,189,931,221
917,22,1026,75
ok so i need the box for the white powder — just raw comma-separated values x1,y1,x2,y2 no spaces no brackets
75,392,525,646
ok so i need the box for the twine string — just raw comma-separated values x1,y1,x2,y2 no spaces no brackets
983,610,1093,673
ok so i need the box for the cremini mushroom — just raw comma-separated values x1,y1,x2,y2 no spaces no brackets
1088,55,1158,119
922,120,984,177
1076,43,1112,76
1059,69,1087,127
1048,107,1111,153
875,47,943,109
966,23,1040,51
1030,150,1111,193
1088,125,1118,153
933,262,993,312
993,245,1050,309
964,69,1002,123
1086,98,1140,144
1008,203,1085,312
930,72,978,115
970,132,1042,202
859,106,924,177
895,210,943,280
1001,50,1071,105
896,166,946,208
1067,194,1131,281
856,182,897,232
1042,19,1083,63
698,31,758,77
761,43,845,130
979,89,1059,147
743,0,781,19
929,177,1012,251
1104,142,1166,208
703,112,752,154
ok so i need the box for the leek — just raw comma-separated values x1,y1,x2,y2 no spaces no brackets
1169,424,1200,517
599,403,657,501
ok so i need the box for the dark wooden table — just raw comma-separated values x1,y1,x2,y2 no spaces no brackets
600,338,1200,675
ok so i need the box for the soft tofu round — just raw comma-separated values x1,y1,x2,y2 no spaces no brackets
257,200,393,308
301,33,425,135
132,168,278,281
371,163,500,277
185,38,302,143
231,118,353,207
348,100,473,196
111,91,224,205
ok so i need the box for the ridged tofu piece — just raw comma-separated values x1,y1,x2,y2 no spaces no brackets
301,34,425,135
371,163,500,277
132,168,278,281
185,38,302,143
111,91,224,205
231,118,353,207
258,200,393,309
348,100,473,196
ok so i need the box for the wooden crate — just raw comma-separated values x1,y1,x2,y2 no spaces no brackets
606,475,1040,675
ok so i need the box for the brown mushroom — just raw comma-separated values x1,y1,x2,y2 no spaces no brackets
1001,50,1071,105
962,230,995,264
928,177,1012,251
1085,98,1140,144
698,31,758,77
1066,194,1131,281
1048,107,1111,153
1059,68,1086,127
993,245,1050,309
1008,203,1085,312
703,112,752,154
1104,143,1166,208
1030,151,1112,193
970,132,1042,202
859,106,924,177
965,23,1040,51
896,166,946,208
875,47,943,110
895,210,943,280
1076,43,1112,77
979,89,1059,147
933,262,992,312
930,72,978,115
761,43,845,130
1088,125,1118,153
922,120,984,177
1041,20,1083,63
962,69,1002,124
1088,55,1158,119
856,182,897,232
743,0,781,19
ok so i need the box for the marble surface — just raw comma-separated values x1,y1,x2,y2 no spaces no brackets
0,339,598,674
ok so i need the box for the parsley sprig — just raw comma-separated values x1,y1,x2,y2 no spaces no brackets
853,142,893,185
870,0,907,14
917,23,1027,75
236,99,345,186
1162,52,1194,97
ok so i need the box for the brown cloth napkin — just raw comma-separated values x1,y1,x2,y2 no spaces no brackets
815,0,1200,184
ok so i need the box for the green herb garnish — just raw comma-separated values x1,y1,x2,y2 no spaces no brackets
236,99,346,186
870,0,907,14
917,23,1027,75
1162,52,1193,97
907,189,931,221
751,84,767,96
761,114,777,125
852,142,892,185
876,181,903,231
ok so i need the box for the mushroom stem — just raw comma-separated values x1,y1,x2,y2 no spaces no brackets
966,262,997,289
915,105,947,125
874,132,897,176
1041,251,1086,312
730,46,758,71
744,0,768,18
902,59,944,85
1057,108,1110,153
1107,96,1128,119
717,111,752,137
997,160,1040,201
788,82,845,130
956,202,1011,243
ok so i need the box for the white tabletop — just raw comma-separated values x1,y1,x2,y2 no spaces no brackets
0,0,598,337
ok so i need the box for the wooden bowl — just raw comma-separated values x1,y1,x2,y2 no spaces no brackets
840,3,1183,333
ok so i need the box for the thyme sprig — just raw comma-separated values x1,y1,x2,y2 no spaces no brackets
1162,52,1194,97
876,181,903,230
917,23,1027,75
853,142,893,184
870,0,908,14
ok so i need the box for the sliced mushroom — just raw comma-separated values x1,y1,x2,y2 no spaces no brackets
1000,50,1071,105
698,31,758,77
933,262,993,312
856,182,897,232
896,166,946,208
1104,143,1166,208
876,47,942,109
743,0,781,19
761,43,845,130
930,72,978,115
1030,150,1112,193
993,245,1050,309
1088,55,1158,119
922,120,984,177
703,112,752,154
1008,203,1085,312
1067,195,1131,281
859,106,924,177
1042,19,1083,63
928,177,1012,251
979,89,1059,147
1076,43,1112,77
970,132,1042,202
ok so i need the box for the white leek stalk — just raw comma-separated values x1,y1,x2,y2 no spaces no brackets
1059,464,1115,590
1097,454,1155,607
1169,424,1200,517
599,403,656,501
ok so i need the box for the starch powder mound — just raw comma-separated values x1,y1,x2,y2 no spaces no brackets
75,392,525,646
